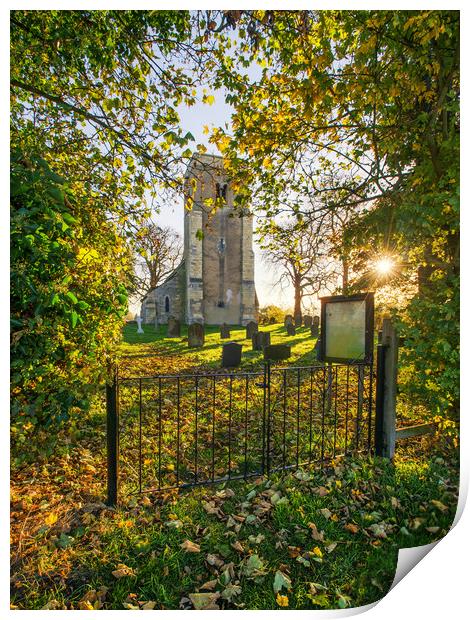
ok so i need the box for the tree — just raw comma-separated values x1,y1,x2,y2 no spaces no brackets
259,218,336,321
212,10,459,417
132,223,183,301
10,10,214,437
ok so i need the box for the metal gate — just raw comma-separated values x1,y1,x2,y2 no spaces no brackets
106,359,377,505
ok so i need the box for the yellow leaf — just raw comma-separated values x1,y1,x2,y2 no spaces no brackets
276,593,289,607
45,513,58,527
312,546,323,558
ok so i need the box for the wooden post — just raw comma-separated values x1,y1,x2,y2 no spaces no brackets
375,318,398,458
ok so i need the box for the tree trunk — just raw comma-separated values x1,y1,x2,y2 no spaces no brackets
294,277,302,326
341,257,349,295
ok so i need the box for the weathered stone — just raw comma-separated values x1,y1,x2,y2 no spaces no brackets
167,316,180,338
312,315,320,327
304,315,313,327
264,344,291,361
136,316,144,334
245,321,258,339
222,342,242,368
220,323,231,339
310,324,319,338
286,323,296,336
294,312,302,327
251,331,271,351
284,314,294,327
269,317,277,324
188,322,204,347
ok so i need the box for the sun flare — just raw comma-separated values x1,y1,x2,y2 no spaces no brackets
375,257,395,276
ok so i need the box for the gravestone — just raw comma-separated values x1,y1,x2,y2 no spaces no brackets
284,314,294,327
245,321,258,339
220,323,231,339
136,316,144,334
222,342,242,368
304,315,313,328
269,317,277,325
264,344,291,361
188,322,204,347
311,315,320,338
294,312,302,327
167,316,180,338
286,323,296,336
252,331,271,351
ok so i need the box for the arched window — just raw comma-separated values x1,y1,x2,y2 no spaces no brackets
165,296,170,313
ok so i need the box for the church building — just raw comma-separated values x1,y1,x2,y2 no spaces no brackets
140,153,258,325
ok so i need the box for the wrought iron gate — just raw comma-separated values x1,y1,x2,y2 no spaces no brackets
106,360,376,505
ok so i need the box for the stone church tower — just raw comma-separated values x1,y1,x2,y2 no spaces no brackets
140,154,258,325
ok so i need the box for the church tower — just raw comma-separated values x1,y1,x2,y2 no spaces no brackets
183,154,257,325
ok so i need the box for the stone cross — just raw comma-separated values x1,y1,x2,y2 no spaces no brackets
136,316,144,334
188,322,204,348
222,342,242,368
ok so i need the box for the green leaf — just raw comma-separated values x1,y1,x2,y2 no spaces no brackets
273,570,292,593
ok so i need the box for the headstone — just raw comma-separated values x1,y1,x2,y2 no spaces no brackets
220,323,231,339
188,322,204,348
269,317,277,325
245,321,258,339
264,344,291,361
222,342,242,368
136,316,144,334
286,323,296,336
311,315,320,338
294,312,302,327
167,316,180,338
304,315,313,328
284,314,294,327
252,331,271,351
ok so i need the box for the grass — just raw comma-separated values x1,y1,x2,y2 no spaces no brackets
10,322,459,610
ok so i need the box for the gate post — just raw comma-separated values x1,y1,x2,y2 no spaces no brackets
106,367,119,506
374,319,398,459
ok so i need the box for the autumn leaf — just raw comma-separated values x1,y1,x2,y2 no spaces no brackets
344,523,359,534
273,570,292,593
276,593,289,607
45,512,58,527
430,499,448,512
200,579,217,591
112,563,136,579
189,592,220,610
180,540,201,553
231,540,244,554
308,522,324,541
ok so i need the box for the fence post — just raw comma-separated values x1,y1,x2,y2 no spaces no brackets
374,318,398,458
106,367,119,506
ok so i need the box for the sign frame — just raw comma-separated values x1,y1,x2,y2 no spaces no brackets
319,292,374,364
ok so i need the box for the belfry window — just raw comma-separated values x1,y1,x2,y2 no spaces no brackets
216,183,228,199
218,237,226,253
164,296,170,313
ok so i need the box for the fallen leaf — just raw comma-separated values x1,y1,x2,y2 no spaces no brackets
368,523,387,539
320,508,332,520
200,579,217,591
165,519,183,529
112,563,136,579
206,553,224,568
313,486,329,497
312,546,323,558
180,540,201,553
326,542,337,553
141,601,157,610
273,570,292,593
430,499,448,512
308,522,324,541
221,584,242,601
231,540,244,553
189,593,220,610
425,526,441,534
344,523,359,534
45,513,58,527
276,593,289,607
242,554,266,578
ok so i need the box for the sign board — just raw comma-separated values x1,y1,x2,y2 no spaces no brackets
319,293,374,363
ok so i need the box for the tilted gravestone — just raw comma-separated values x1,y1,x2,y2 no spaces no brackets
304,315,313,328
286,323,296,336
264,344,291,361
269,317,277,324
222,342,242,368
245,321,258,339
220,323,231,339
252,331,271,351
188,322,204,348
294,312,302,328
284,314,294,327
167,316,180,338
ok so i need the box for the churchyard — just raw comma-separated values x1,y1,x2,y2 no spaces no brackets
11,320,458,610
